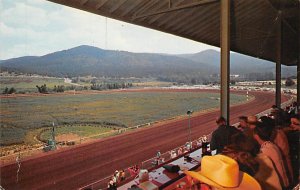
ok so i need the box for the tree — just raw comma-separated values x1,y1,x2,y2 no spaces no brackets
8,87,16,94
36,84,48,93
191,78,197,85
285,78,295,87
53,85,64,92
3,87,16,94
3,87,9,94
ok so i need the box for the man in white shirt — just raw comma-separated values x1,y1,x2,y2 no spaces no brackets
253,122,290,189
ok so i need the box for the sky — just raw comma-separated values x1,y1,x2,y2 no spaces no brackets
0,0,218,60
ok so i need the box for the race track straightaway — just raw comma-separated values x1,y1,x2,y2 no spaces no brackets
0,90,287,190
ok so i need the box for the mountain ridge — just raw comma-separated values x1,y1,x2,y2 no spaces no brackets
0,45,296,82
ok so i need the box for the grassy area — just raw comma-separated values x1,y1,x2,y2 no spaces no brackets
0,76,172,93
0,76,72,93
133,81,173,87
1,91,247,145
39,125,113,142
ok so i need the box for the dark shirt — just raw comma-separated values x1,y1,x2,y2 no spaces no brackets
210,125,240,154
286,130,299,180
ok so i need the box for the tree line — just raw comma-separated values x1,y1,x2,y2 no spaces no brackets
91,82,133,90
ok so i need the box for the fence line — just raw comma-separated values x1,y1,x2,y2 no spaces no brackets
78,133,212,190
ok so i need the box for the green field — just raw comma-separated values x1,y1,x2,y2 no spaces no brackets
1,91,247,145
0,76,72,93
39,125,113,142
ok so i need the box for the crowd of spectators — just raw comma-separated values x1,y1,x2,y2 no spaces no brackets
107,170,126,190
205,102,299,190
128,165,140,177
107,102,299,190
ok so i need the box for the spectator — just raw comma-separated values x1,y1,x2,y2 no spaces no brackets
210,116,240,154
128,166,139,177
156,150,161,159
290,117,300,131
244,115,258,137
270,106,285,127
107,178,116,190
134,165,139,173
154,157,160,166
222,133,281,190
253,122,290,189
255,153,282,190
237,116,248,132
282,116,300,133
112,175,117,187
247,115,258,128
120,170,126,181
186,142,192,150
196,140,202,147
285,116,300,186
221,133,259,176
177,147,183,155
260,116,294,184
115,170,120,182
170,150,177,159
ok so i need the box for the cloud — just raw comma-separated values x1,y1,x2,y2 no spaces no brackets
0,0,218,60
2,2,48,28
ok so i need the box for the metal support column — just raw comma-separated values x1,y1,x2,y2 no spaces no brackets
275,11,282,108
220,0,230,124
298,7,300,105
297,61,300,107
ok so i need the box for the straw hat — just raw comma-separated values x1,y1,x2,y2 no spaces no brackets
184,155,261,190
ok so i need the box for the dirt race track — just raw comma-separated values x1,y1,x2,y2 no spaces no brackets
0,89,288,190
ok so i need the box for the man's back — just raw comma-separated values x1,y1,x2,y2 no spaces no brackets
260,141,289,188
210,125,240,154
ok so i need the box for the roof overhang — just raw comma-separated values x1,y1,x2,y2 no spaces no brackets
47,0,299,66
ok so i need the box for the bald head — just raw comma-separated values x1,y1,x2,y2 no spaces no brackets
247,115,257,123
247,115,257,129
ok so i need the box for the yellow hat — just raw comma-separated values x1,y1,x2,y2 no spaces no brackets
184,155,261,190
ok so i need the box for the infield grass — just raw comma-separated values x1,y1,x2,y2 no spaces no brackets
1,91,247,145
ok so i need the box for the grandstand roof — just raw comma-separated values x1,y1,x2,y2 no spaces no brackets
47,0,299,66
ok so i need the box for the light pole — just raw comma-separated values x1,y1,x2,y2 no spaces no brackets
187,110,193,149
51,121,56,150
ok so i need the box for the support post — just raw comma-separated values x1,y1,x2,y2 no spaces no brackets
297,62,300,107
220,0,230,124
275,11,282,108
298,7,300,106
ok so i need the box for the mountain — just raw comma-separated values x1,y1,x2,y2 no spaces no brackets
179,50,296,77
0,45,211,78
0,45,296,82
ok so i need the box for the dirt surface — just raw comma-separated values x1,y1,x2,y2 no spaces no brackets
0,89,287,190
56,134,80,142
